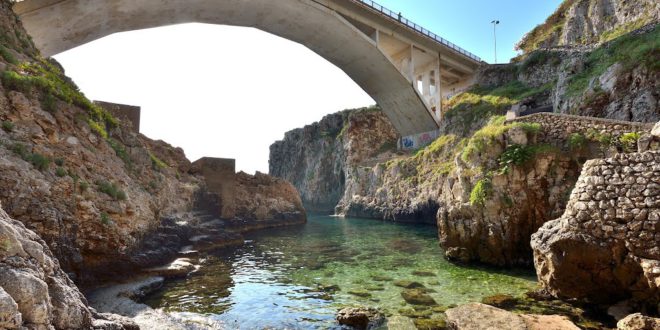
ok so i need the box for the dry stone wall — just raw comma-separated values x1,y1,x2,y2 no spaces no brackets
510,112,654,144
531,151,660,306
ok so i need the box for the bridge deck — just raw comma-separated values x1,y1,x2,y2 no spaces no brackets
351,0,482,63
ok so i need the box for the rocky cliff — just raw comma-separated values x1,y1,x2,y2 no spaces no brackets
515,0,659,53
269,107,399,213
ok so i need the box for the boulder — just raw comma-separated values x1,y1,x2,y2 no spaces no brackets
336,307,385,330
617,313,660,330
445,303,579,330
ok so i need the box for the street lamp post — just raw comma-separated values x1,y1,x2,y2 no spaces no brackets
491,20,499,63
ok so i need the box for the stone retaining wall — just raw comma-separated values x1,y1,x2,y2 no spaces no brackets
509,112,654,144
531,150,660,304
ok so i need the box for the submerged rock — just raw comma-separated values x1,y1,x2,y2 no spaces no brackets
336,307,385,330
481,294,519,309
401,289,437,306
393,280,426,289
387,315,417,330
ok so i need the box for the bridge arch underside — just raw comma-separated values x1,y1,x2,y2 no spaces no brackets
16,0,479,136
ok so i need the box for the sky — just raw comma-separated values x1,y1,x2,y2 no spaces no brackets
54,0,563,174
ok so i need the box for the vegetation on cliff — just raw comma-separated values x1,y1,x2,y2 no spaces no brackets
516,0,658,53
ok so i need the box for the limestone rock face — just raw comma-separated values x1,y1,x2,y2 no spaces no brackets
531,151,660,306
269,107,398,214
516,0,659,51
227,171,307,228
437,150,579,266
0,204,131,329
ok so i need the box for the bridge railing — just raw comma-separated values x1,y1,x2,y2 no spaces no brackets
352,0,482,62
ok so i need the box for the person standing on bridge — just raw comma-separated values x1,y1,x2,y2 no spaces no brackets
398,12,402,21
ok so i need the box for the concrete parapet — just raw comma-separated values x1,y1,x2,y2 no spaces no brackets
95,101,141,133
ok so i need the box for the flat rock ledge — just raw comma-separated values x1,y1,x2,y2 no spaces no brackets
445,303,579,330
88,276,224,330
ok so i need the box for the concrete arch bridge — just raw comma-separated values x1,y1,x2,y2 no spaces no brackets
14,0,482,136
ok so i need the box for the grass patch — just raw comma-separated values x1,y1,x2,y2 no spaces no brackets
519,50,561,72
0,45,17,65
96,181,127,201
567,25,660,96
150,152,168,170
599,19,650,43
444,81,552,131
1,60,119,138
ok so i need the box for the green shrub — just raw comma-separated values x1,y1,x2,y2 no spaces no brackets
619,132,641,152
79,181,89,192
97,181,127,200
54,158,64,166
585,129,613,146
0,45,17,65
568,133,586,150
2,121,13,132
55,167,67,177
10,142,29,159
100,212,113,226
27,153,50,171
1,70,32,93
470,178,493,206
498,145,534,173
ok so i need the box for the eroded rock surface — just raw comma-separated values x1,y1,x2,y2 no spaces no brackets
0,204,134,329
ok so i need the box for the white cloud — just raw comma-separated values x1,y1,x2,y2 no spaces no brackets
54,23,374,174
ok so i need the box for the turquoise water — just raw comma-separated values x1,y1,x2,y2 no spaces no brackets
144,215,537,329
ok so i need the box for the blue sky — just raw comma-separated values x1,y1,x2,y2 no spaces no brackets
375,0,563,63
55,1,565,173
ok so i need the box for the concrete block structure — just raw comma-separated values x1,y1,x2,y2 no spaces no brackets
191,157,236,219
94,101,141,133
14,0,482,137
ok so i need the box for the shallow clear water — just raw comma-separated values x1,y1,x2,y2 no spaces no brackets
144,215,537,329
